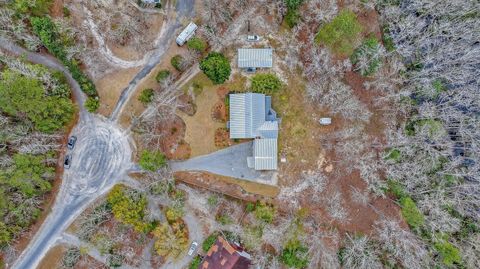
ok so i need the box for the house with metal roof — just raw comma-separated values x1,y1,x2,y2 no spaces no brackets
237,48,273,71
229,93,279,170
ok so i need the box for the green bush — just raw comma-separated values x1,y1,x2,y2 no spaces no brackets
85,97,100,113
250,73,282,94
13,0,53,16
387,179,407,199
315,10,362,56
434,240,461,266
381,26,395,52
0,222,12,248
245,202,255,213
207,195,218,207
187,37,207,52
156,70,171,82
171,55,185,72
400,197,424,229
280,239,310,268
63,6,71,17
284,0,304,28
202,233,218,252
138,88,154,105
385,148,401,162
254,202,276,224
350,37,382,76
189,256,202,269
216,214,233,225
285,8,301,28
199,52,231,84
30,16,98,97
139,150,167,171
432,79,447,94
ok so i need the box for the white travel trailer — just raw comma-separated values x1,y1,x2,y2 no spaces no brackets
176,22,198,46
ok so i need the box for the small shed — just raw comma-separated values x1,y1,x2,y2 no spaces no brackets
237,48,273,70
139,0,160,8
176,22,198,46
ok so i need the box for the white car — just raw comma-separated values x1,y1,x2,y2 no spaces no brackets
188,241,198,256
247,35,261,42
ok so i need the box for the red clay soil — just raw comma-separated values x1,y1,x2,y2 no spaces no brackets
357,8,383,40
174,172,262,202
178,93,196,116
344,71,373,105
214,128,230,148
50,0,64,18
146,115,192,160
216,86,229,99
75,257,109,269
211,102,227,122
212,87,229,122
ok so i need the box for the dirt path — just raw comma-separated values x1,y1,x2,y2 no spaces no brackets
109,0,195,122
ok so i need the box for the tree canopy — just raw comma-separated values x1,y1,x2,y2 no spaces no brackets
199,52,231,84
315,10,362,56
107,185,151,233
0,70,74,133
153,222,188,258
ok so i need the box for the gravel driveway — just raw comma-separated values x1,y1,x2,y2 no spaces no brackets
170,142,278,185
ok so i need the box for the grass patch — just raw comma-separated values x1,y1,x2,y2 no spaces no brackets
434,239,462,266
400,197,425,229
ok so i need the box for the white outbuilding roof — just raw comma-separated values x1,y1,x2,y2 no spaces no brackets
253,138,278,170
176,22,198,46
238,48,273,68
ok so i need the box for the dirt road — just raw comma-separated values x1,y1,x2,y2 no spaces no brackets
109,0,196,122
0,1,196,268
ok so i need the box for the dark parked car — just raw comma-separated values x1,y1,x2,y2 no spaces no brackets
64,155,72,169
67,136,77,150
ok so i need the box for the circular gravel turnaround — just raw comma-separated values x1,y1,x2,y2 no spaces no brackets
65,118,132,196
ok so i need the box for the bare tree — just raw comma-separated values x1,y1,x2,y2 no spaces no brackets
374,219,430,269
341,234,382,269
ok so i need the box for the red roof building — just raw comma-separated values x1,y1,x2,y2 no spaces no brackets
200,236,251,269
